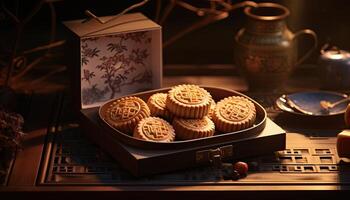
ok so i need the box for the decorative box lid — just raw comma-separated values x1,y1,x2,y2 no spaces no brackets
63,12,162,110
63,13,161,37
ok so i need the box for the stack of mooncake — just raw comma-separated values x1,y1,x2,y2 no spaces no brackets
102,84,256,142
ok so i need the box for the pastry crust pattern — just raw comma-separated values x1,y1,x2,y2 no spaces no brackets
134,117,175,142
208,99,216,119
104,96,150,134
147,93,173,120
172,116,215,140
212,96,256,132
166,84,211,118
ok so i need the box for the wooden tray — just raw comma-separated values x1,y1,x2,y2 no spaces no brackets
80,109,285,176
98,86,267,150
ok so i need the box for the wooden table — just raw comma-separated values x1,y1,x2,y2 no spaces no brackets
1,68,350,199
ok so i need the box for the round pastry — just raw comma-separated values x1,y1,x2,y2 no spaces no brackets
166,84,212,118
147,93,173,120
172,116,215,140
212,96,256,132
134,117,175,142
208,98,216,119
104,96,150,134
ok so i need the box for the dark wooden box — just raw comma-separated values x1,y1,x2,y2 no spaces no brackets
80,108,285,176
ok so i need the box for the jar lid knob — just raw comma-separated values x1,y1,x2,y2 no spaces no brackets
321,43,341,55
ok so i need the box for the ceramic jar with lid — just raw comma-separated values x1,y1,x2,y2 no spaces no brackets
234,2,317,91
319,44,350,89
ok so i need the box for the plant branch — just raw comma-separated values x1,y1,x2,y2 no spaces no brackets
163,14,225,48
5,27,22,87
1,1,19,23
11,56,46,82
13,65,66,90
159,0,176,25
162,0,258,48
85,0,149,24
22,0,45,25
155,0,161,22
26,65,66,86
48,1,57,54
227,1,257,11
22,40,65,55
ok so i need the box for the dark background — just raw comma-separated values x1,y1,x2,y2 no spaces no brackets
1,0,350,66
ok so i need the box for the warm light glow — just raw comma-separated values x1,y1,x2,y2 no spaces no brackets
328,53,345,60
323,50,350,60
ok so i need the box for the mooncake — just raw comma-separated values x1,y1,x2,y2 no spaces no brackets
172,116,215,140
134,117,175,142
104,96,150,134
166,84,211,118
147,93,173,121
212,96,256,132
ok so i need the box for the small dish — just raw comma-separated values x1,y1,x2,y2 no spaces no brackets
276,91,349,116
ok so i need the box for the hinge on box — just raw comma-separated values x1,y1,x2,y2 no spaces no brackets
196,145,233,168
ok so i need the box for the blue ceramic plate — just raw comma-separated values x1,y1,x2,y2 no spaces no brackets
276,91,349,116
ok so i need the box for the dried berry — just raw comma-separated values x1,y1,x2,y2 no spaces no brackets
233,161,249,176
231,170,240,180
